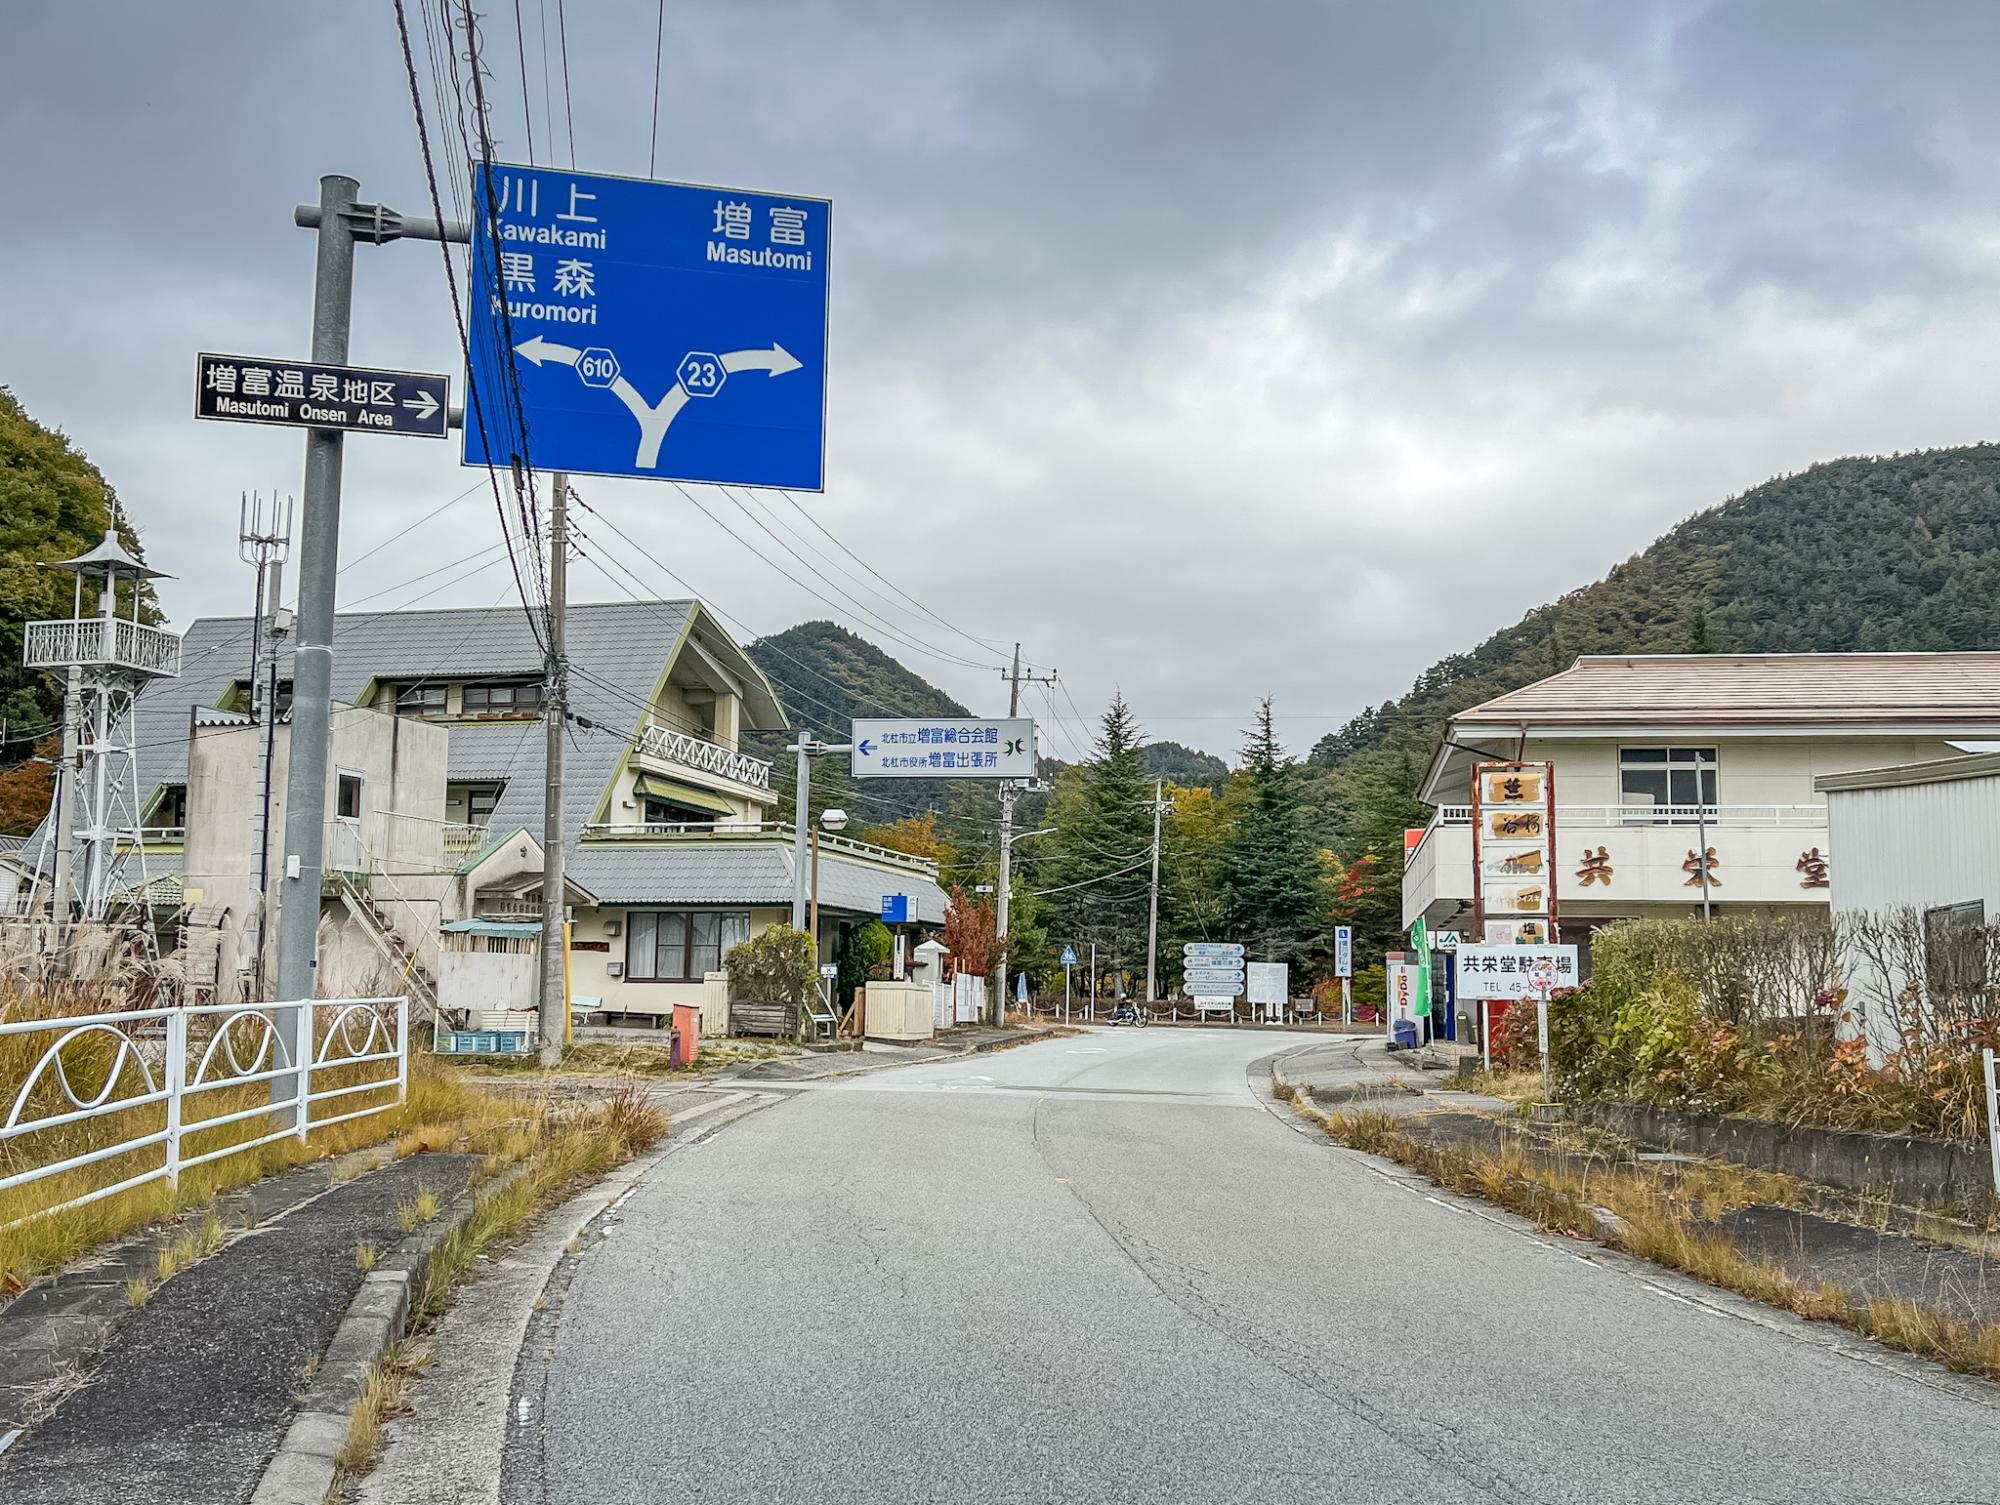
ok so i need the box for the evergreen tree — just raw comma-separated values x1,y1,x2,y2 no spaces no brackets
1223,697,1327,967
1039,693,1154,989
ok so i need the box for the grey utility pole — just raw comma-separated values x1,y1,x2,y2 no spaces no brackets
991,644,1057,1025
274,176,467,1112
538,474,569,1065
994,781,1015,1024
274,173,360,1022
1145,778,1168,1003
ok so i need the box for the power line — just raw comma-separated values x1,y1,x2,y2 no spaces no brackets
334,480,488,581
727,486,1007,669
395,0,550,663
554,0,576,164
565,514,894,732
648,0,665,177
767,486,1013,661
511,0,537,162
569,491,908,717
679,482,994,673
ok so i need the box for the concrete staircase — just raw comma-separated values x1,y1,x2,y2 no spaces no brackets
333,878,442,1025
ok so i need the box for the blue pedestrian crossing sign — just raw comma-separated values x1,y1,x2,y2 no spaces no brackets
1060,946,1078,967
464,164,830,489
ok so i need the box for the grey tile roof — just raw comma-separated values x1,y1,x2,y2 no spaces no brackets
129,599,777,862
1458,653,2000,728
566,842,947,920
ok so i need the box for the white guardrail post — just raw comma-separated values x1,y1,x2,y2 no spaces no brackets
295,998,314,1143
397,996,410,1103
163,1007,186,1191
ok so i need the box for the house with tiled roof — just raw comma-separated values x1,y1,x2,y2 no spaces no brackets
107,598,947,1029
1403,653,2000,944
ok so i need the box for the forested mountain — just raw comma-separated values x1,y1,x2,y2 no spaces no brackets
1143,740,1228,790
745,619,974,822
1307,444,2000,946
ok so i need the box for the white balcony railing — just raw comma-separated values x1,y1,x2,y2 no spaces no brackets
582,819,940,878
633,721,772,789
23,617,182,676
1429,804,1828,830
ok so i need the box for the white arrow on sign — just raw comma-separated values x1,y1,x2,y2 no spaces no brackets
401,390,441,423
514,336,801,469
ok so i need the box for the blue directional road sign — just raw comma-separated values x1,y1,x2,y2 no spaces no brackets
1060,947,1078,967
464,164,830,489
880,895,909,925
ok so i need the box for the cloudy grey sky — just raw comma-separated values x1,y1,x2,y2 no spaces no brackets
5,1,1999,761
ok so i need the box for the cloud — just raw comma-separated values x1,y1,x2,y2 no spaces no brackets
4,1,1999,763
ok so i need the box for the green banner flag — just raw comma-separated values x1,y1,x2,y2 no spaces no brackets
1410,918,1433,1018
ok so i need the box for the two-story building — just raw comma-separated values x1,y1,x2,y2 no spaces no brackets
1403,653,2000,945
122,598,949,1030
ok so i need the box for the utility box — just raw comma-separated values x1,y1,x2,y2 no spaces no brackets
672,1004,701,1065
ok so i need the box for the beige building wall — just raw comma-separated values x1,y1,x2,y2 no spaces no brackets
565,902,792,1033
183,705,451,1000
1495,735,1965,806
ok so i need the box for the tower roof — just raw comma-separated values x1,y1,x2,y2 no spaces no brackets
46,528,171,581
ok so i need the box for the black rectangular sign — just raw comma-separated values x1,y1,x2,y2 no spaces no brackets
194,353,450,439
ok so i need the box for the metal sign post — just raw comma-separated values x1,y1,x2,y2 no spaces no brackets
1061,945,1076,1023
257,176,466,1118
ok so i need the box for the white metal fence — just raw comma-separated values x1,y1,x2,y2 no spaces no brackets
0,996,408,1229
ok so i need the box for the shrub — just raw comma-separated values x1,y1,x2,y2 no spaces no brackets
723,925,819,1012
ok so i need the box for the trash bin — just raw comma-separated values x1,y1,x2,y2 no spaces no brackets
1391,1018,1419,1050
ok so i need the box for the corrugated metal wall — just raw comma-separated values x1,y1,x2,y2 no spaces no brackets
1826,775,2000,915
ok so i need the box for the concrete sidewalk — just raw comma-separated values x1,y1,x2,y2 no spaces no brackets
1272,1033,1511,1115
0,1152,479,1505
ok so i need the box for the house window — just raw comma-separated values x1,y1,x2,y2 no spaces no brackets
336,772,363,820
1619,747,1716,822
643,797,717,827
395,682,447,717
1924,901,1986,1005
462,680,543,713
466,785,500,825
625,910,751,981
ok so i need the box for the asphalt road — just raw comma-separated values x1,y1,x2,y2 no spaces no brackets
498,1029,2000,1505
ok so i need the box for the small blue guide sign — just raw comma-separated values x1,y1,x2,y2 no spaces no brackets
464,163,830,489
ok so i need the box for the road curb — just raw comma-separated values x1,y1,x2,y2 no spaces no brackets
246,1158,531,1505
1268,1052,1418,1107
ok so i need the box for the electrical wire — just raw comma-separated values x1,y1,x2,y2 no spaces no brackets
566,492,910,717
771,486,1013,658
648,0,665,177
511,0,537,162
554,0,576,164
394,0,550,662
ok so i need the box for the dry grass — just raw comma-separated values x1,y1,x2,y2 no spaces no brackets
1442,1067,1547,1106
1317,1105,2000,1381
354,1240,377,1273
336,1346,412,1475
467,1040,790,1080
414,1086,665,1322
123,1275,152,1308
396,1187,441,1235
